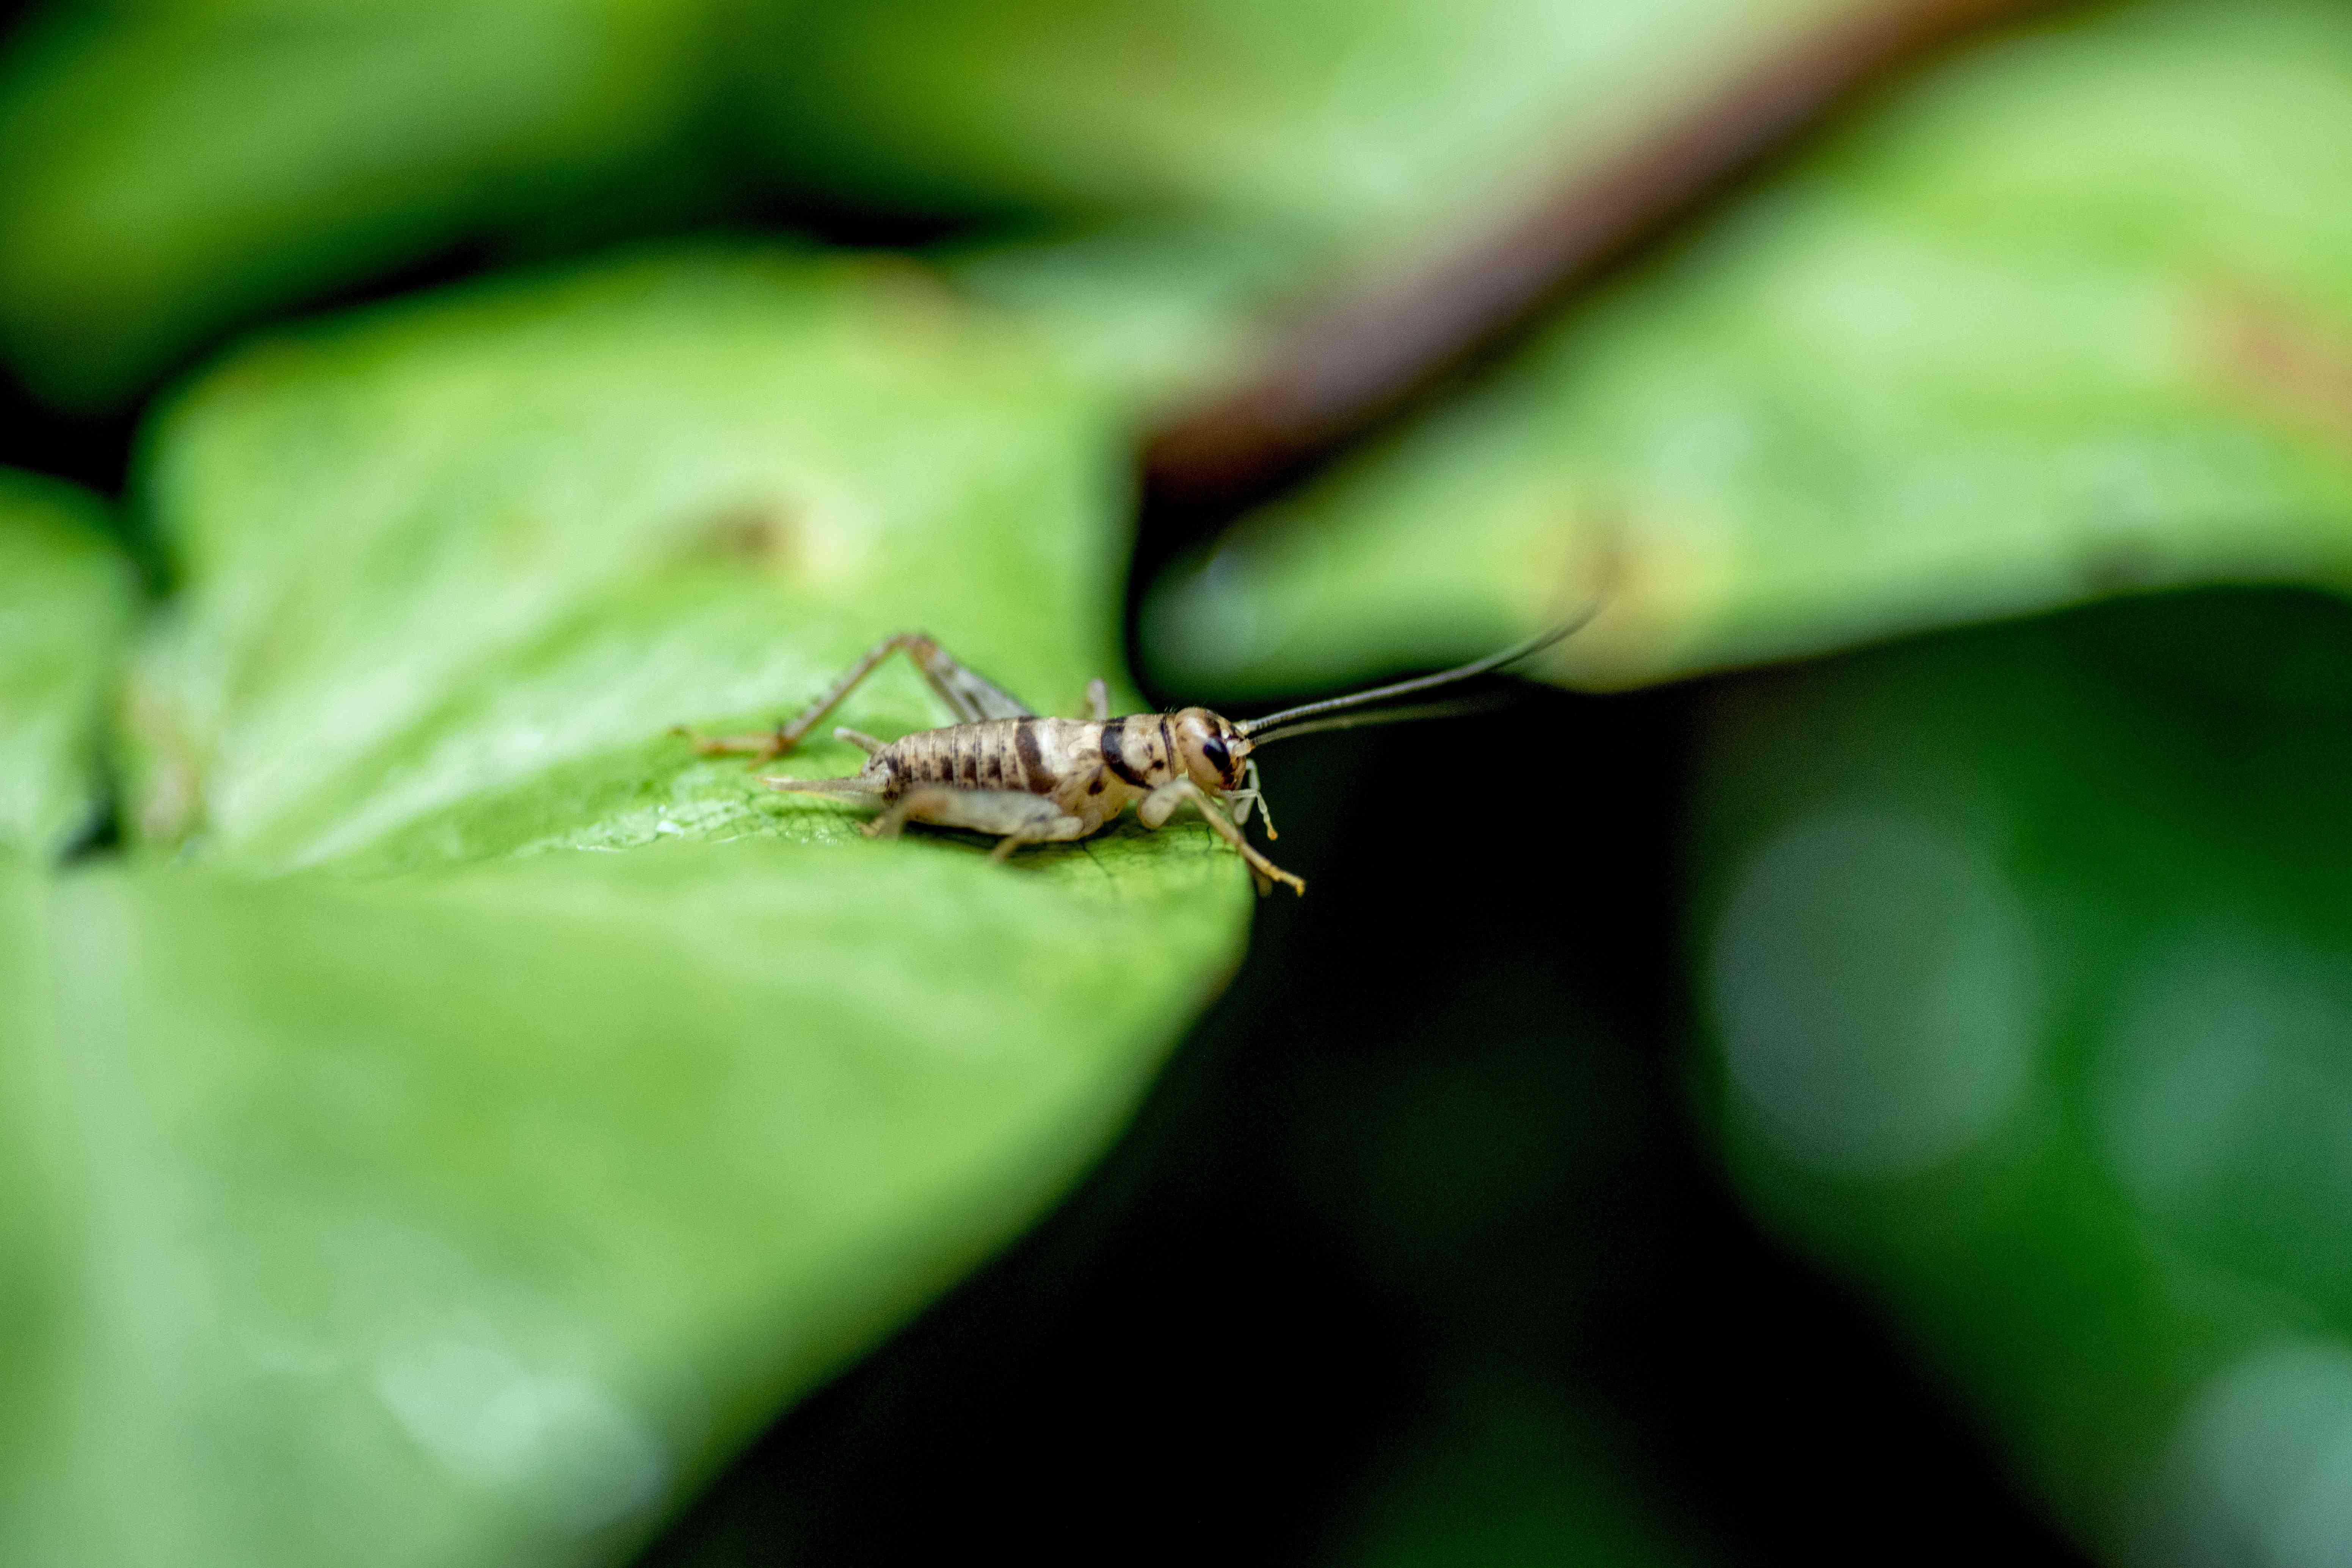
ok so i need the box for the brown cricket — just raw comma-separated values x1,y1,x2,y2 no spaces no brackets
681,615,1590,894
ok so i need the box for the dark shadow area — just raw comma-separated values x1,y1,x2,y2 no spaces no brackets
0,364,140,497
636,676,2089,1565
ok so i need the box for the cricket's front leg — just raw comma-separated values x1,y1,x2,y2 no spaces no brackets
1136,779,1305,896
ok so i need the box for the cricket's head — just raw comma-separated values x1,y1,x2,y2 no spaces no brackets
1171,707,1252,793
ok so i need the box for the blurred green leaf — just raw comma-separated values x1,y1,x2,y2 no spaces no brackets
1145,0,2352,701
0,0,730,407
935,222,1310,419
4,838,1243,1566
747,0,1863,269
1686,587,2352,1557
8,245,1259,1566
0,0,1880,411
0,852,72,1568
0,470,135,855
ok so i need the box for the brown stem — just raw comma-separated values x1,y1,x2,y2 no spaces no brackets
1140,0,2069,512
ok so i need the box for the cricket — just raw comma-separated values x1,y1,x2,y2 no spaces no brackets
679,612,1593,895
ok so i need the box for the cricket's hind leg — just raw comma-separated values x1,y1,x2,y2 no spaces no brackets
678,725,792,763
780,633,1034,746
867,787,1089,862
676,632,1036,764
696,723,886,766
759,775,884,827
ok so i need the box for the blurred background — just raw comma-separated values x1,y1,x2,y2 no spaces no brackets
8,0,2352,1564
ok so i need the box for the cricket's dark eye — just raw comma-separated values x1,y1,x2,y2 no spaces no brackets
1201,735,1231,776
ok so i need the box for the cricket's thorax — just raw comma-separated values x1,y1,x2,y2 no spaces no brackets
862,715,1189,814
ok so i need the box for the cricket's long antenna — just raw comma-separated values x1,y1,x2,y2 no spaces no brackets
1235,604,1598,743
1239,691,1516,745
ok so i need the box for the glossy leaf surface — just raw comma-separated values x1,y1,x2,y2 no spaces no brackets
4,839,1242,1566
124,246,1135,873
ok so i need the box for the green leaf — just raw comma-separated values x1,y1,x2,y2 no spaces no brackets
0,0,728,408
5,839,1243,1566
0,852,74,1568
1686,587,2352,1556
0,470,135,856
1144,0,2352,701
935,223,1312,419
124,245,1137,873
50,245,1257,1565
746,0,1863,267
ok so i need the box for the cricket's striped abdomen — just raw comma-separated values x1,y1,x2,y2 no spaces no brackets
873,717,1102,800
